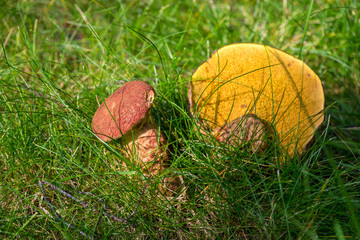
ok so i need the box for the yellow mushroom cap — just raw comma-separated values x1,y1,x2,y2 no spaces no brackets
189,43,325,157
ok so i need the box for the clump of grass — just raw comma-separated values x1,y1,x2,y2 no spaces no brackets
1,0,360,239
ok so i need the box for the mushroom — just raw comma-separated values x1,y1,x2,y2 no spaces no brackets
92,80,178,194
188,43,325,158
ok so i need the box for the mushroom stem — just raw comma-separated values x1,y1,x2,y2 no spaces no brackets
123,113,168,175
214,114,268,153
123,120,180,195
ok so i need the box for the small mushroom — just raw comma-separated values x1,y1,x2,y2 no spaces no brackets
92,80,178,194
189,43,325,158
214,114,268,153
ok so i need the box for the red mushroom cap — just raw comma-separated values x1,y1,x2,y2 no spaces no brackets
92,80,155,141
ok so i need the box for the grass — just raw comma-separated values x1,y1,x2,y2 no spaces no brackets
1,0,359,239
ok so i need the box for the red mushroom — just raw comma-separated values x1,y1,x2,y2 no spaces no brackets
91,81,179,194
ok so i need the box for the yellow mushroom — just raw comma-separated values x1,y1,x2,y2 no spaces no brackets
189,43,325,158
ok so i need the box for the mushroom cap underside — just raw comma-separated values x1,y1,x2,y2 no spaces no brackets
92,80,155,141
189,43,325,156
